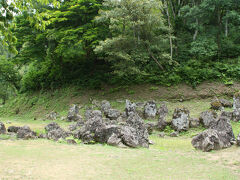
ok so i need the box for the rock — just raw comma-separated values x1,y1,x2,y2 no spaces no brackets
68,120,84,131
125,113,149,148
107,133,122,146
219,99,232,108
157,103,168,117
121,126,139,148
172,108,190,132
125,99,136,116
45,122,69,141
210,116,235,142
233,93,240,122
170,131,179,137
158,132,165,138
45,122,61,132
38,133,47,139
146,122,156,135
94,125,121,144
101,100,111,114
92,99,101,108
67,139,77,145
17,126,36,139
67,104,83,122
199,110,217,128
149,140,154,145
0,122,6,134
74,110,104,143
7,126,20,133
192,116,235,152
60,117,66,121
232,110,240,122
210,99,223,110
143,101,157,118
220,111,233,121
237,133,240,146
47,128,69,141
105,109,121,120
157,116,167,131
191,129,232,152
45,111,59,120
189,118,200,128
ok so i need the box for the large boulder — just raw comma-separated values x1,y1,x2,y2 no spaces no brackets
199,110,217,128
220,111,233,121
105,109,121,120
192,116,235,152
233,93,240,122
45,122,61,132
210,99,223,110
237,133,240,146
189,118,200,128
219,99,232,108
47,128,69,141
0,122,6,134
45,122,69,141
68,120,84,131
210,116,235,142
143,101,157,118
192,129,231,152
125,100,136,116
94,125,121,144
125,113,149,148
74,110,104,143
17,126,37,139
101,100,111,114
67,104,83,122
7,126,20,133
171,108,190,132
157,117,167,131
157,103,168,117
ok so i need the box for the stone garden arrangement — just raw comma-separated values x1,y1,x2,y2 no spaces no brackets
1,94,240,152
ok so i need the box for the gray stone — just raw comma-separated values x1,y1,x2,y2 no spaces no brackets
220,111,233,121
157,116,167,131
107,133,122,146
192,117,235,152
191,129,231,152
199,110,218,128
144,101,157,118
210,99,223,110
17,126,37,139
45,122,61,132
67,139,77,145
67,104,83,122
189,118,200,128
146,122,156,135
68,120,84,131
47,128,69,141
157,103,168,118
237,133,240,146
0,122,6,134
7,126,20,133
105,109,121,120
125,113,149,148
170,131,179,137
219,99,232,108
125,99,136,116
172,108,190,132
101,100,111,114
158,132,165,138
233,95,240,122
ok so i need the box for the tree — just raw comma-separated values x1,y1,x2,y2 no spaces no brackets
95,0,170,79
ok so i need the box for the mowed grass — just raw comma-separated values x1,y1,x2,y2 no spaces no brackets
0,98,240,179
0,138,239,180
